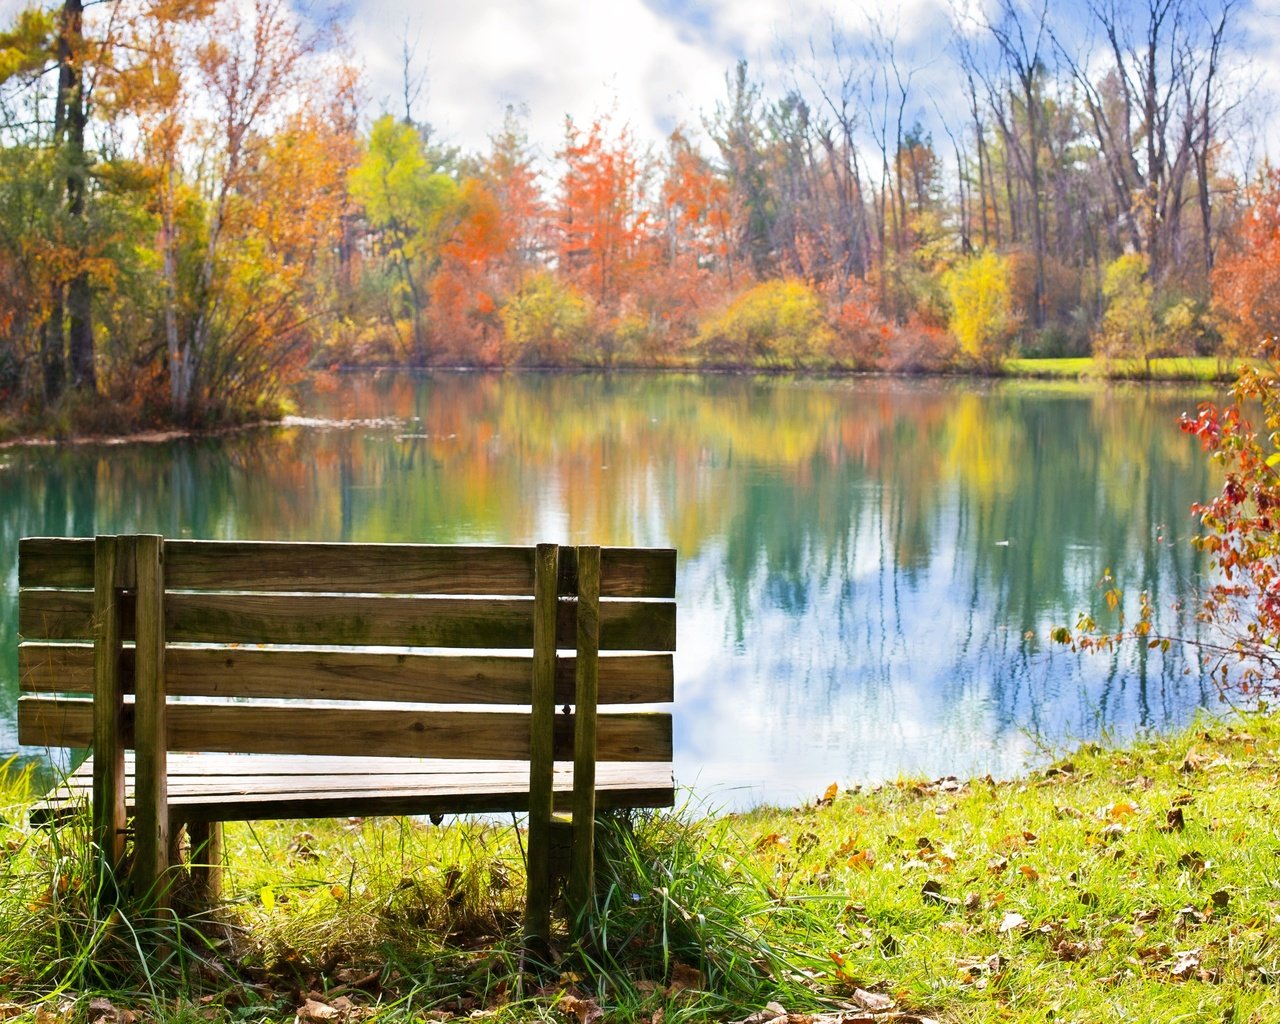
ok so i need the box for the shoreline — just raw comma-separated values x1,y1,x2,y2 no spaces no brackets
0,358,1237,451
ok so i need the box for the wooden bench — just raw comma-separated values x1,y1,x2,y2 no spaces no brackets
15,535,676,947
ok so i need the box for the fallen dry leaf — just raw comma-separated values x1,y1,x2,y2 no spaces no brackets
86,1000,135,1024
733,1001,788,1024
560,994,604,1024
666,962,705,998
852,988,894,1011
296,1000,340,1024
999,912,1028,933
1168,949,1202,980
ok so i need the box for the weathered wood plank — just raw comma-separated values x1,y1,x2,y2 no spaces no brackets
52,769,676,797
37,787,675,823
562,547,676,599
91,536,128,879
19,538,676,599
132,535,169,911
19,644,674,704
17,697,673,762
525,543,559,954
569,546,601,927
33,753,674,823
18,537,94,588
60,753,632,778
19,590,676,651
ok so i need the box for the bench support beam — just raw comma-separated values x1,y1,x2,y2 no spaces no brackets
91,535,131,891
524,543,558,957
132,534,170,912
569,546,600,937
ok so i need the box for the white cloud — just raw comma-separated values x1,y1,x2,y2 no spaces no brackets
340,0,970,160
345,0,739,159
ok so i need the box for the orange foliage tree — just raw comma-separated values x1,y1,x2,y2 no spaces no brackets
1213,167,1280,354
632,129,734,357
482,109,547,289
431,178,507,363
556,116,654,316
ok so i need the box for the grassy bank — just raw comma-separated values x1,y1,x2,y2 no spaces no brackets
3,713,1280,1023
1002,356,1245,381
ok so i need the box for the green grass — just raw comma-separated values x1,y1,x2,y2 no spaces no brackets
1003,356,1246,381
4,714,1280,1022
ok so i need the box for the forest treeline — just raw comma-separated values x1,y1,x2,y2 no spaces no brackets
1,0,1278,430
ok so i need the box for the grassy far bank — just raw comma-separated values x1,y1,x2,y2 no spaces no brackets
3,713,1280,1023
1002,356,1247,382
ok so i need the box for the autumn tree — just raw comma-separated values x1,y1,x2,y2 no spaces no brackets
350,113,460,364
0,1,96,402
641,128,733,351
1212,168,1280,354
945,250,1016,368
481,107,546,288
707,61,774,282
1055,0,1239,288
1097,253,1156,365
431,178,507,362
106,0,357,418
556,115,652,315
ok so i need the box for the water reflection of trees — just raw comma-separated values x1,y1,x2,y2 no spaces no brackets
0,374,1221,797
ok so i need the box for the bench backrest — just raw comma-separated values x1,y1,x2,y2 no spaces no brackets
17,537,675,767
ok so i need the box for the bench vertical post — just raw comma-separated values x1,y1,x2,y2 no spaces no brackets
524,542,559,956
132,534,170,912
568,545,600,935
92,535,132,889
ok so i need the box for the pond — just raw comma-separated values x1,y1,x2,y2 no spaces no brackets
0,371,1222,809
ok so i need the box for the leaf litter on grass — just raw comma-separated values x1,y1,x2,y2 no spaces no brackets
4,715,1280,1023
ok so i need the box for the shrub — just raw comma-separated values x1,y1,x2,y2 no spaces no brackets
499,273,591,366
694,279,834,368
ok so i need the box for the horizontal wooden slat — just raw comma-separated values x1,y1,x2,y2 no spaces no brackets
18,538,95,589
58,753,670,779
19,590,676,651
18,538,676,599
19,643,674,704
18,697,672,762
564,547,676,599
32,754,674,822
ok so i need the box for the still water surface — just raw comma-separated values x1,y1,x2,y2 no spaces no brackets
0,372,1222,808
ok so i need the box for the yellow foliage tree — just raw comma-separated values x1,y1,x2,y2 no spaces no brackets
1097,253,1156,365
944,250,1015,369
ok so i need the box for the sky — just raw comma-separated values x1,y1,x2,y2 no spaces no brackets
336,0,1280,172
343,0,962,161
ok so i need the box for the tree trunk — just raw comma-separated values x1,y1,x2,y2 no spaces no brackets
60,0,95,391
42,287,65,403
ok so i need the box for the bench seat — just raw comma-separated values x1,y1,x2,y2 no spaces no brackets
36,753,675,822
